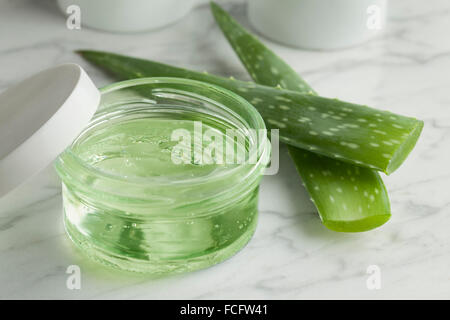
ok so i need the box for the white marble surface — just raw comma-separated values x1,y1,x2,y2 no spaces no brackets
0,0,449,299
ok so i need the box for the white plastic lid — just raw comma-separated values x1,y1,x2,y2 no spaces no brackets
0,64,100,198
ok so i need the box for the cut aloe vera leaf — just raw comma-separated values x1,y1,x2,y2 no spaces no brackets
211,1,392,232
78,50,423,175
210,2,315,94
289,149,391,231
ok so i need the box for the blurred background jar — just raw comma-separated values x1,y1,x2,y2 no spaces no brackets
57,0,196,33
248,0,388,50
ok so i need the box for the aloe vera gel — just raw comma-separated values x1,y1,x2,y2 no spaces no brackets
55,78,270,273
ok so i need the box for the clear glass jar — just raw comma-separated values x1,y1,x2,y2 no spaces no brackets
55,78,270,274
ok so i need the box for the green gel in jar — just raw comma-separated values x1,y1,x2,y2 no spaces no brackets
55,78,270,274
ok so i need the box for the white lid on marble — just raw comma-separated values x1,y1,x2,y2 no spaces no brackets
0,64,99,198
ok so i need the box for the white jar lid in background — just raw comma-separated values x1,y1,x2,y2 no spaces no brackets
0,64,99,198
248,0,388,50
57,0,196,33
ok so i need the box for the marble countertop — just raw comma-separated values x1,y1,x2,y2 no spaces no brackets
0,0,449,299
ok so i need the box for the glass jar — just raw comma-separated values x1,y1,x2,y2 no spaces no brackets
55,78,270,274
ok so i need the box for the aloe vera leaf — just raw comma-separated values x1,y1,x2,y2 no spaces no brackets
211,2,315,94
211,1,391,232
78,50,423,175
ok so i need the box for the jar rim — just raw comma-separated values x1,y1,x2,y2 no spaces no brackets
56,77,270,191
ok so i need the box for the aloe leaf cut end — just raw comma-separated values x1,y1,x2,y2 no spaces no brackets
385,120,424,174
323,215,391,233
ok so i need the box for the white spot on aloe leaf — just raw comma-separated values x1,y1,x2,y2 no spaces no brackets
275,96,291,103
298,117,311,123
340,142,359,149
267,119,286,128
251,98,263,105
279,105,290,110
309,131,318,136
322,170,331,176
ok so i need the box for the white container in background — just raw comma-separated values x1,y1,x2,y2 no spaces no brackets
248,0,388,50
57,0,195,33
